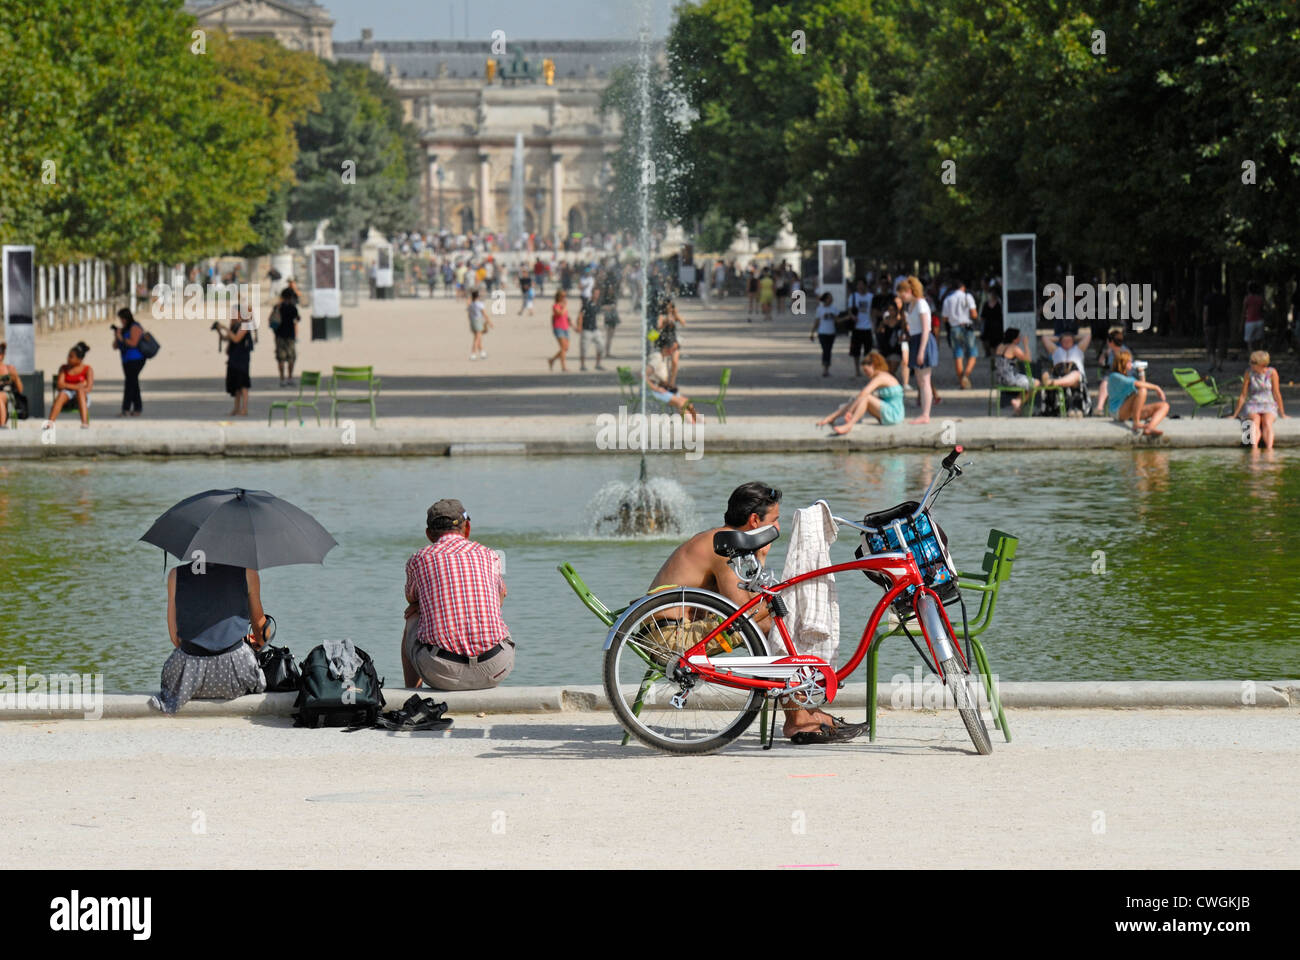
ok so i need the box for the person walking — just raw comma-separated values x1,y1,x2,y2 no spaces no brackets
579,288,604,372
467,289,488,360
111,307,146,416
518,268,535,316
1202,280,1229,372
549,289,571,372
847,280,874,375
601,275,621,359
272,288,299,387
809,292,839,377
942,279,979,388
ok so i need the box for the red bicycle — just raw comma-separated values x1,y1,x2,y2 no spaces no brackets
602,446,992,755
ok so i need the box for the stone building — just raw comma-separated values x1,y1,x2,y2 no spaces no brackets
188,1,649,241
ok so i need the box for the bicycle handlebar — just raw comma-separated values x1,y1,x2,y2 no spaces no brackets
941,445,963,472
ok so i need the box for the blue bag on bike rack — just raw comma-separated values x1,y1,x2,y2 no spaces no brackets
854,500,960,607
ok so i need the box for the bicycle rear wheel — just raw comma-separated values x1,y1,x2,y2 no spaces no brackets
942,656,992,755
603,589,768,755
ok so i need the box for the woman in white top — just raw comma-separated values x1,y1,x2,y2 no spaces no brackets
808,292,840,377
900,276,937,423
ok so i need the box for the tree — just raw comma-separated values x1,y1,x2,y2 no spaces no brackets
289,60,422,245
0,0,323,263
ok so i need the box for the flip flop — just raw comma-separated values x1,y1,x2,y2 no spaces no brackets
376,695,453,731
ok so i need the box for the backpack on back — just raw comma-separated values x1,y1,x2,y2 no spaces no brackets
293,644,385,728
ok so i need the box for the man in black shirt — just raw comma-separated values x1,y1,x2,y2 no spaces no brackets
274,288,300,387
1202,280,1229,372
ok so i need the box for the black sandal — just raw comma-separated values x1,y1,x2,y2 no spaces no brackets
376,695,453,731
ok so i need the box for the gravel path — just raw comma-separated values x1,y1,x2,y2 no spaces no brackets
2,708,1294,868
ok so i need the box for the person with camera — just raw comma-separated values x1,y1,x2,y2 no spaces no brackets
111,307,146,416
214,307,253,417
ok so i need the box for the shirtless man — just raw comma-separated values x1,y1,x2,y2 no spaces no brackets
649,481,865,744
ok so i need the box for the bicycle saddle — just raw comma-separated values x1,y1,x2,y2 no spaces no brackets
713,524,779,558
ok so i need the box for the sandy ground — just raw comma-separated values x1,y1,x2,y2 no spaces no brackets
31,292,1288,423
2,707,1295,869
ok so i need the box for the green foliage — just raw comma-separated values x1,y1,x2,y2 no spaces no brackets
289,60,422,246
607,0,1300,273
0,0,325,263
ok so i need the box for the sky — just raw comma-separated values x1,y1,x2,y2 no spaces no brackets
318,0,679,42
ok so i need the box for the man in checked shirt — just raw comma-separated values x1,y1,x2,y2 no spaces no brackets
401,499,514,690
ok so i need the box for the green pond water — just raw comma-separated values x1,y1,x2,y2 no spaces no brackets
1,449,1296,692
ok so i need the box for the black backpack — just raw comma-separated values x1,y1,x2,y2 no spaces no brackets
293,644,385,728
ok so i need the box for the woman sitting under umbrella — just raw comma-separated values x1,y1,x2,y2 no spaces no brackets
151,563,269,714
142,488,338,714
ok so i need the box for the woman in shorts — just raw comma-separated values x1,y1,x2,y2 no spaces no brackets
548,289,571,372
49,342,94,427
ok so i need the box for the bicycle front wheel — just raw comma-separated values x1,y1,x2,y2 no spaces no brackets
603,589,769,755
942,656,992,755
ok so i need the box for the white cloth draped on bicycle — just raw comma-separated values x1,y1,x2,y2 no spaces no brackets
768,500,839,665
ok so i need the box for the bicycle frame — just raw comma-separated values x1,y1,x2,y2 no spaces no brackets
663,549,970,702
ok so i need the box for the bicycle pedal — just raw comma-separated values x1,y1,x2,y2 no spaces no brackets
669,692,688,710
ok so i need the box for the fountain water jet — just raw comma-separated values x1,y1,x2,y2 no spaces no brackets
585,5,695,537
508,133,526,252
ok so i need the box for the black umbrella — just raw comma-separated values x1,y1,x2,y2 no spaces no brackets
140,488,338,570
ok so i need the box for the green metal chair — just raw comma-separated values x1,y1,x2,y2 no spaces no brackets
1,376,17,429
693,367,731,423
1171,368,1238,418
865,528,1016,744
329,366,382,427
615,367,642,413
268,371,323,426
560,563,670,747
989,359,1062,417
559,562,781,747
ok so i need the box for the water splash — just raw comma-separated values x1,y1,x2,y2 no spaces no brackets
588,461,697,538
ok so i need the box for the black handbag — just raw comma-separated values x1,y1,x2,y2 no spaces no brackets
138,331,161,359
258,641,302,693
12,391,29,420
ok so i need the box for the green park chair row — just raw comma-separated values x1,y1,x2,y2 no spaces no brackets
558,527,1017,748
269,366,383,427
615,366,730,423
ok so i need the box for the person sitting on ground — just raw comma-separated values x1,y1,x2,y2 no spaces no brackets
1038,327,1093,417
0,341,24,428
1094,327,1128,415
1232,350,1286,449
401,499,514,691
816,351,904,433
645,345,699,422
993,328,1033,412
49,342,94,427
648,482,865,744
1107,350,1170,437
152,563,269,714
